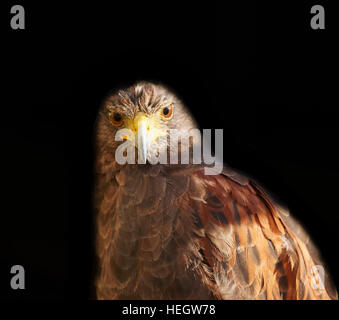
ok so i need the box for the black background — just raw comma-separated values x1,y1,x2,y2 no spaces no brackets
0,1,338,300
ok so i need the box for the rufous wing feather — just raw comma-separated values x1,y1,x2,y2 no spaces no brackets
190,168,337,300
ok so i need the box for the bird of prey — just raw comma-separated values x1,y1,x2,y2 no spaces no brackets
93,81,337,300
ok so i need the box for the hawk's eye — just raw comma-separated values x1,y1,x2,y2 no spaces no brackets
160,105,173,119
110,112,123,126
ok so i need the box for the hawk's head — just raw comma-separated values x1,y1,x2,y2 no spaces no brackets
96,82,198,164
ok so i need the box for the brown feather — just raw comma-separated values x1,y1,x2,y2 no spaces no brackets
94,82,337,300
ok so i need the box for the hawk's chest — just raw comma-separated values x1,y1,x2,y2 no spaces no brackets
105,165,212,299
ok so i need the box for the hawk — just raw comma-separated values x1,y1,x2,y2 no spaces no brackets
93,81,337,300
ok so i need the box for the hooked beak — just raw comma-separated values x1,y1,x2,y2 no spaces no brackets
123,112,165,163
136,116,152,163
123,112,154,164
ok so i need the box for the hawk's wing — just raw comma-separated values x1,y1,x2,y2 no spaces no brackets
189,167,338,300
